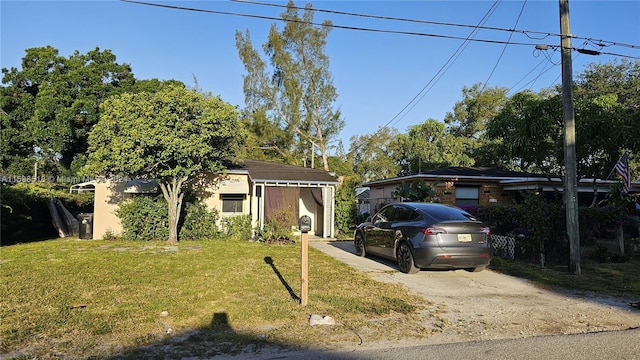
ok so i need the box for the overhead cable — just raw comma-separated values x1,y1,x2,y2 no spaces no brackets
232,0,640,50
121,0,639,59
481,0,527,92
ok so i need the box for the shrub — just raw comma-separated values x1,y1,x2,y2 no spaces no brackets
259,207,294,243
335,177,359,238
221,214,252,240
115,195,168,241
475,193,566,265
579,206,619,245
102,228,120,241
179,202,221,240
474,203,520,235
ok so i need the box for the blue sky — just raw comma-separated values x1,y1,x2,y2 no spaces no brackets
2,0,639,151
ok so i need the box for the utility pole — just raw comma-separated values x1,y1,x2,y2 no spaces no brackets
560,0,581,275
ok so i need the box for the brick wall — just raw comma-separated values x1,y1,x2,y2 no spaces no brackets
434,182,516,206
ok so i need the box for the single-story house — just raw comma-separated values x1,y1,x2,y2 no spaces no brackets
361,167,639,214
92,159,339,240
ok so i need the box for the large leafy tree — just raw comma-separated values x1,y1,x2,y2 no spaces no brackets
238,108,296,164
393,179,436,202
573,59,640,180
349,128,400,183
84,85,242,243
485,90,563,174
393,119,474,175
444,83,509,139
485,59,640,185
1,46,135,175
444,83,510,167
235,0,344,171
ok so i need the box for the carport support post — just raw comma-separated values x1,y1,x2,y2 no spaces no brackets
301,231,309,306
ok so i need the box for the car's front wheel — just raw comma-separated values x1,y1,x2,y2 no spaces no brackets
354,232,366,257
396,242,418,274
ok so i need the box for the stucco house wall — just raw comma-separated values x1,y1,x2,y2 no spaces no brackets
198,172,251,228
90,160,338,240
92,179,129,239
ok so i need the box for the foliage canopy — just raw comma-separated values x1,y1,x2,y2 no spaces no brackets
84,85,242,242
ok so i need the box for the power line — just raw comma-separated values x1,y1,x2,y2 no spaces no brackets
121,0,561,49
350,0,503,154
385,1,502,130
508,57,548,93
481,0,527,92
120,0,640,58
233,0,639,51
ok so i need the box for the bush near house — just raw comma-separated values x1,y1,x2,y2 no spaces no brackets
116,195,169,241
180,202,221,241
257,207,295,243
115,195,250,241
334,176,359,238
221,214,252,241
465,193,638,265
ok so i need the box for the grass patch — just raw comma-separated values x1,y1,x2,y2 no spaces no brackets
490,253,640,299
0,239,428,358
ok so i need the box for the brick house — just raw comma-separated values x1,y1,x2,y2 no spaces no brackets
360,167,638,215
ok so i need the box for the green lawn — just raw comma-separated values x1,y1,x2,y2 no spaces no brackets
0,239,429,358
491,255,640,299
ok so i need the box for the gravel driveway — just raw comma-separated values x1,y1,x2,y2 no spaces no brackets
310,240,640,347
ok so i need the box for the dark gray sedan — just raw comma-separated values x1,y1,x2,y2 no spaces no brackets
354,202,491,273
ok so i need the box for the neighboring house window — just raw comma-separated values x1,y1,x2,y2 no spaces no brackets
221,194,245,213
455,187,479,206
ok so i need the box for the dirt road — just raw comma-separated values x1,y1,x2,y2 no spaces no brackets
310,240,640,348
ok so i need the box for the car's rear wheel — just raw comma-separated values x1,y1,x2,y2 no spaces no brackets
354,233,366,257
396,242,418,274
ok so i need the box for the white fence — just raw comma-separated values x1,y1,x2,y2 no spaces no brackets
491,234,515,260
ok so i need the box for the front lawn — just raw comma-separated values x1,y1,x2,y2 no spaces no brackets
0,239,429,358
491,241,640,300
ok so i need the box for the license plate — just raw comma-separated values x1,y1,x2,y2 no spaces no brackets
458,234,472,242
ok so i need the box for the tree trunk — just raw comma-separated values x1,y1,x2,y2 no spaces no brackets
615,222,625,256
160,177,187,244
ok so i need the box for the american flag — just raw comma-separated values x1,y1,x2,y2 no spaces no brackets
614,152,631,193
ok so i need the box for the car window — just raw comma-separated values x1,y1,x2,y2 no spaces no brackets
425,206,477,222
393,206,419,222
373,205,395,223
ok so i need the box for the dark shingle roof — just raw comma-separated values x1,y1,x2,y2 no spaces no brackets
231,159,338,184
362,167,550,187
419,167,549,178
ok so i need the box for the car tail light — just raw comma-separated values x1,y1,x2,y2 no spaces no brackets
423,227,447,235
481,227,491,236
